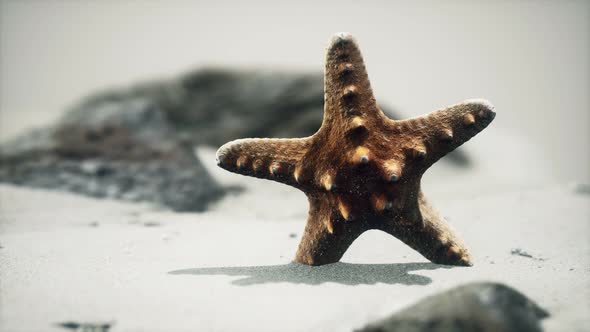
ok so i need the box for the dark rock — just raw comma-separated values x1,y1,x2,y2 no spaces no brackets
0,97,224,212
356,282,548,332
0,153,223,212
0,68,470,211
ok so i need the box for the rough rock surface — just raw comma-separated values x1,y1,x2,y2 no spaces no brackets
357,282,549,332
0,100,224,211
0,68,468,211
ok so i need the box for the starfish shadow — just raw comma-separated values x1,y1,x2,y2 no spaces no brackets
168,262,451,286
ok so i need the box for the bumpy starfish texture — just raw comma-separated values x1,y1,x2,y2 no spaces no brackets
216,33,495,266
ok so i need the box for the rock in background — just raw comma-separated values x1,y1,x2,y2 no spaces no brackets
356,282,549,332
0,99,224,212
0,68,469,211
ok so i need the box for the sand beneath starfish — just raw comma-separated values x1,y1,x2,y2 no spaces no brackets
1,133,589,331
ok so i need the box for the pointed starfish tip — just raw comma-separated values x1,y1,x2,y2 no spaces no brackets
463,98,495,110
331,32,354,43
463,98,497,120
327,32,361,56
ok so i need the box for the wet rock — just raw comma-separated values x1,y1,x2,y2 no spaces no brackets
356,282,548,332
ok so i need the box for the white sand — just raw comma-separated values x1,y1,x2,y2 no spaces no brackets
1,136,588,331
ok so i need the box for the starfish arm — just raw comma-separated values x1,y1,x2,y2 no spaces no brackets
323,33,382,124
294,194,366,265
216,137,311,187
381,192,472,266
392,99,496,167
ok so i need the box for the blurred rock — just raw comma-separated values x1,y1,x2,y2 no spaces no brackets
0,68,470,211
356,282,548,332
0,97,224,212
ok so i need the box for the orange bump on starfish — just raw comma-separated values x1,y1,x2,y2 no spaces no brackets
216,32,495,266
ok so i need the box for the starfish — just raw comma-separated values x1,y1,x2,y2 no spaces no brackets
216,33,495,266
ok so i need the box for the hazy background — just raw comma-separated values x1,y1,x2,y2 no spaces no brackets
1,0,589,182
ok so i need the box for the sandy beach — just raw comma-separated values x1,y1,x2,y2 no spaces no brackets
1,1,589,331
1,145,588,332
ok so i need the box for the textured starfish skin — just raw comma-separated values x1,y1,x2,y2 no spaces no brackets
216,33,495,266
